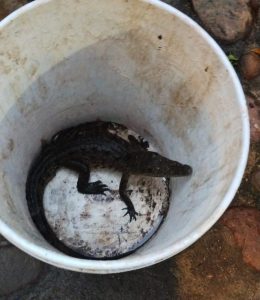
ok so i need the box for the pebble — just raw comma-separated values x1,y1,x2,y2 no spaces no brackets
247,96,260,143
251,0,260,10
192,0,253,43
174,224,260,299
221,207,260,271
0,246,43,297
240,51,260,80
252,170,260,192
7,260,178,300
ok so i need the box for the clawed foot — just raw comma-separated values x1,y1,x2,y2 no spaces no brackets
78,180,110,195
139,137,149,149
122,207,138,222
128,135,149,150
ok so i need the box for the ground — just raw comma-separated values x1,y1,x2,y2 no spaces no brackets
0,0,260,299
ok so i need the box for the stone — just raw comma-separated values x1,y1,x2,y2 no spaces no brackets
0,247,43,297
7,260,177,300
247,95,260,143
175,224,260,299
252,170,260,192
249,78,260,101
251,0,260,10
192,0,253,43
241,51,260,80
221,207,260,271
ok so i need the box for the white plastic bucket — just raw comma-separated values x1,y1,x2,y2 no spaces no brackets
0,0,249,273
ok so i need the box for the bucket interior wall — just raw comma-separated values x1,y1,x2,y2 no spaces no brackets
0,0,244,263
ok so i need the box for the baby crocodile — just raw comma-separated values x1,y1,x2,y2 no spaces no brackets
26,121,192,259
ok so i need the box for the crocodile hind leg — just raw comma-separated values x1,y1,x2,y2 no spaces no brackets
119,173,138,222
62,160,109,195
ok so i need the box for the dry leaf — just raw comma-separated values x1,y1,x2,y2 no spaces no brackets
251,48,260,56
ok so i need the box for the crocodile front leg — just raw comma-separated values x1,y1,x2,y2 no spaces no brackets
62,160,109,195
119,173,138,222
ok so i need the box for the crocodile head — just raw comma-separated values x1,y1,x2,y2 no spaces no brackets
126,151,192,177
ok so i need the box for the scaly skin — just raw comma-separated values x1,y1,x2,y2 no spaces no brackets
26,121,192,259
